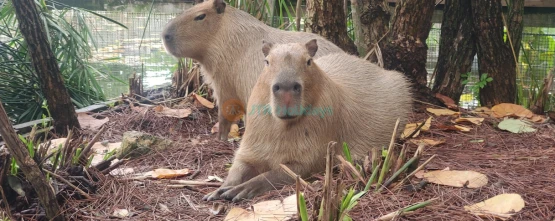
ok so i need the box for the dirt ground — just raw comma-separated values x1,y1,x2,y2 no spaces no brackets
56,103,555,221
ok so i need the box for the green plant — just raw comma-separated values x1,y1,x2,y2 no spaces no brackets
517,28,555,111
297,192,309,221
461,72,493,102
0,0,127,124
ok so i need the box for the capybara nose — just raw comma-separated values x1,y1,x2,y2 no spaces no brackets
272,82,302,95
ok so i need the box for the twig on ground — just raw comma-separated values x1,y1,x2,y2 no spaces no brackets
393,154,437,190
374,197,438,221
100,158,126,175
168,180,222,187
79,126,108,165
44,169,92,199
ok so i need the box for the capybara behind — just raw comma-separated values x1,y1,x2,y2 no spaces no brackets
161,0,345,140
203,39,413,202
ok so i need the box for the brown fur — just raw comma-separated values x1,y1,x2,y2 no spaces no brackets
203,40,413,202
161,0,344,140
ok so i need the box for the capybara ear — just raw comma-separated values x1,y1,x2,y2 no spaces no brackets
305,39,318,57
262,40,274,57
214,0,226,14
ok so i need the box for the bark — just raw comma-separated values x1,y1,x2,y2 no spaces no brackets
350,0,390,58
13,0,80,134
0,101,64,221
471,0,519,106
306,0,358,55
506,0,524,60
380,0,443,107
431,0,476,103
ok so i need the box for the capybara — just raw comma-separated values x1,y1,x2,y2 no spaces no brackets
161,0,345,140
203,39,413,202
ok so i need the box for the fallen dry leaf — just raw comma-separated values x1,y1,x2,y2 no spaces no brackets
455,117,484,125
464,193,525,220
110,167,135,176
130,103,149,114
78,112,108,131
423,170,488,188
435,93,458,109
498,119,537,133
529,115,547,123
414,170,426,179
491,103,533,118
211,122,219,134
112,208,130,218
401,117,432,139
228,124,240,138
410,139,445,147
224,194,297,221
146,168,191,179
454,125,472,132
41,138,67,151
192,93,215,109
426,108,460,116
472,107,493,117
436,124,471,132
90,142,121,166
153,105,192,118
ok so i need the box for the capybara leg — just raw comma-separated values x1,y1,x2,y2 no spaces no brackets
203,160,259,201
218,112,232,141
220,163,305,202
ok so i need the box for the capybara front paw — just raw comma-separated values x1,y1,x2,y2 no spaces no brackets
220,184,263,202
202,186,233,201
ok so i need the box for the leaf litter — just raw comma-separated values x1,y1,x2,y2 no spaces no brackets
59,100,555,221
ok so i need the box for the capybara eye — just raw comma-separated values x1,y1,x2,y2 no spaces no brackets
264,60,269,66
307,59,312,66
194,14,206,21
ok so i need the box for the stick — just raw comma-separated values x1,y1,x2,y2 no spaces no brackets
44,169,91,199
280,164,315,192
79,126,107,165
393,154,437,190
168,180,222,187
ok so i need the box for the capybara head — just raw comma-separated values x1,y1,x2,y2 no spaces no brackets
161,0,226,59
261,39,320,121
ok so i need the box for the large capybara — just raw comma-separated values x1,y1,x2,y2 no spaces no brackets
161,0,345,141
203,39,413,202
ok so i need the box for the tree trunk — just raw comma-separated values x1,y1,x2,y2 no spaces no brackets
306,0,358,55
431,0,476,103
12,0,80,135
506,0,524,61
0,101,64,221
471,0,520,106
350,0,390,58
380,0,443,107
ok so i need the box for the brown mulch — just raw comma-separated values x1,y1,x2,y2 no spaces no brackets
62,105,555,221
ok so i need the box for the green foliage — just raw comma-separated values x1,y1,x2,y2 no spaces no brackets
0,0,127,123
517,27,555,111
461,72,493,103
297,192,309,221
226,0,297,30
342,142,352,163
339,188,365,221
